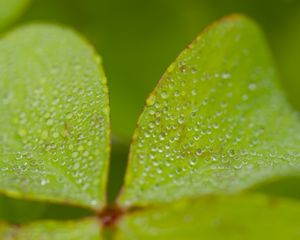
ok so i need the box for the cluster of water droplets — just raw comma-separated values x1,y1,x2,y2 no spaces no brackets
121,26,300,205
0,27,110,207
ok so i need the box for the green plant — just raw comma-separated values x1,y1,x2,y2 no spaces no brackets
0,6,300,240
0,0,30,31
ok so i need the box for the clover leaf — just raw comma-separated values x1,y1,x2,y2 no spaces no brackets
0,219,100,239
0,25,110,209
116,194,300,239
0,0,30,30
0,14,299,239
119,15,300,206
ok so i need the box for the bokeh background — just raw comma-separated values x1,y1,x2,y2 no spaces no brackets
1,0,300,213
6,0,300,141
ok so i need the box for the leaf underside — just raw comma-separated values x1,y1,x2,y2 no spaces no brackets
119,14,300,207
0,219,101,240
0,0,31,30
0,194,93,224
0,25,110,209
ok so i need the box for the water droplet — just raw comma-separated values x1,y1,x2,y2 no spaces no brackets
221,72,231,79
161,91,168,99
248,83,257,91
46,119,54,126
146,95,156,106
196,149,202,156
18,128,27,137
179,63,187,73
66,113,73,119
53,132,60,138
72,152,79,158
41,130,48,139
190,158,197,166
91,200,97,206
41,179,49,186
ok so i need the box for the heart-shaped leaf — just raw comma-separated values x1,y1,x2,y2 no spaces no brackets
0,0,31,30
0,25,110,209
0,219,101,239
119,14,300,206
116,194,300,239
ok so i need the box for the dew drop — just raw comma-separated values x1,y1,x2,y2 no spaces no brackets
190,158,197,166
18,128,27,137
179,63,187,73
221,72,231,79
161,91,168,99
196,149,202,156
46,119,54,126
41,179,49,186
41,130,48,139
248,83,257,91
53,132,60,138
72,152,79,158
146,95,156,106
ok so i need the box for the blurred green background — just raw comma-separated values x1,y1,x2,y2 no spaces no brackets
6,0,299,141
0,0,300,218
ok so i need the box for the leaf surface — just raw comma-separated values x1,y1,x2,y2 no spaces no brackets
0,194,93,224
0,219,101,240
116,194,300,240
0,25,110,209
0,0,30,30
119,15,300,206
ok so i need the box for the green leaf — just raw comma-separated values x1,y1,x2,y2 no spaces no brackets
118,14,300,207
0,194,93,224
0,195,46,224
116,194,300,240
0,25,110,209
252,176,300,200
0,219,101,239
0,0,31,30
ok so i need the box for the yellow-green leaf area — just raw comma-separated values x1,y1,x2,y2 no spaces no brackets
0,219,101,240
116,194,300,240
0,25,110,209
119,15,300,206
0,0,31,30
